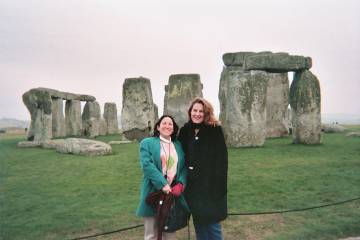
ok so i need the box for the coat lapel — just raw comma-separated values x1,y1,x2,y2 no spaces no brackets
152,137,162,170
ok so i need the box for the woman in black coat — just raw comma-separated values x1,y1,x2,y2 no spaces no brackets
178,97,228,240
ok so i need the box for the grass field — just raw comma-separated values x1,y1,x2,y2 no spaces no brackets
1,126,360,240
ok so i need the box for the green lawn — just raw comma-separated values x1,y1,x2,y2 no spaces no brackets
1,126,360,240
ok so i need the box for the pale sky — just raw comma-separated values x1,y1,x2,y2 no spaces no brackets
1,0,359,120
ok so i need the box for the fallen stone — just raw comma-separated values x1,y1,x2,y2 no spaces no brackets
346,132,360,137
108,140,132,144
41,139,66,149
322,124,345,133
56,138,112,156
17,141,42,148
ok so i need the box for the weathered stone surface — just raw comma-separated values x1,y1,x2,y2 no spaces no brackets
55,138,112,156
338,237,360,240
322,124,345,133
34,87,96,101
41,139,65,149
65,100,82,136
290,70,321,144
108,140,132,144
223,52,312,72
82,101,101,137
346,132,360,137
22,87,99,141
104,102,119,134
98,119,107,136
223,51,261,67
163,74,203,127
266,73,290,138
52,98,66,137
17,141,42,148
23,89,52,141
219,67,268,147
121,77,158,141
245,52,312,72
153,104,159,128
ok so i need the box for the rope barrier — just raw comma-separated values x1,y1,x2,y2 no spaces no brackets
68,196,360,240
68,224,144,240
228,196,360,216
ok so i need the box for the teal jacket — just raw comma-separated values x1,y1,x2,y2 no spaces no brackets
136,137,189,217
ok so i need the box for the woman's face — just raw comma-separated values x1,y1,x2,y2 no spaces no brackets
157,117,174,139
190,103,205,124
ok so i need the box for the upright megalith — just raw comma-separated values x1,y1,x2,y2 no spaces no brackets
22,87,96,140
82,101,101,137
266,73,290,138
290,70,321,144
219,66,268,147
52,98,66,137
121,77,158,141
104,103,119,134
65,100,82,136
23,89,53,141
98,119,108,136
163,74,203,127
220,51,320,146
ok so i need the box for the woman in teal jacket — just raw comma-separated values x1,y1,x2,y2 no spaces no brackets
136,115,188,240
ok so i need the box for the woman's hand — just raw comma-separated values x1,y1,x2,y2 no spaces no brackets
162,184,172,194
171,183,184,197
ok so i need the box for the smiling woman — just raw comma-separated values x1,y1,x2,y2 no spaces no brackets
136,115,188,240
178,97,228,240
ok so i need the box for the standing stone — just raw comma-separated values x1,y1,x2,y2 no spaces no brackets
98,119,108,136
219,67,268,147
82,101,101,137
65,100,82,136
22,89,53,141
121,77,158,141
163,74,203,127
52,98,66,137
266,73,290,138
153,104,159,130
290,70,321,144
104,102,119,134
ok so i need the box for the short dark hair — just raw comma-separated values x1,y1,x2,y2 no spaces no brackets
153,115,179,140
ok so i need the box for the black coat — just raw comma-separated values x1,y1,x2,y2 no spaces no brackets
178,122,228,225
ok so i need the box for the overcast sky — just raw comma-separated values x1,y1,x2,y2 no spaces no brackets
1,0,359,120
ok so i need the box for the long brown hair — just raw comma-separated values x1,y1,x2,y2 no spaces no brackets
187,97,220,126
